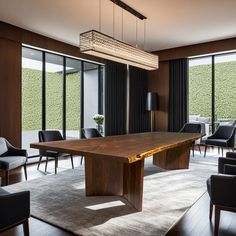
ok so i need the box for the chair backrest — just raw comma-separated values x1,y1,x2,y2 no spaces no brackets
81,128,102,139
180,123,202,134
38,130,64,142
212,125,236,140
0,138,8,156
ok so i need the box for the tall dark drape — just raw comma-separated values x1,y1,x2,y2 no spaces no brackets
168,58,188,132
129,66,148,133
105,61,127,136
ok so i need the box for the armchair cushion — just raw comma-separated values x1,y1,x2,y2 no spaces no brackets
224,164,236,175
0,156,27,170
218,157,236,174
205,139,228,147
0,189,30,230
226,152,236,158
207,175,236,207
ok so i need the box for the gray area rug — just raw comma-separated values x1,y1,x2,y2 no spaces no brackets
5,153,218,236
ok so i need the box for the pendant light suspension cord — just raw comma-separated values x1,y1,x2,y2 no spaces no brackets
121,9,124,41
113,3,115,37
99,0,101,32
144,19,146,50
136,18,138,48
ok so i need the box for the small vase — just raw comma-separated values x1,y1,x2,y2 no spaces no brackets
96,124,103,134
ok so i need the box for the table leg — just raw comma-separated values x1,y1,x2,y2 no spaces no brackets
153,142,192,170
85,156,144,211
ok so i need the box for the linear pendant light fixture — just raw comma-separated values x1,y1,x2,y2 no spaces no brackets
80,0,159,70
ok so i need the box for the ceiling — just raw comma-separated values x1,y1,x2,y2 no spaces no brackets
1,0,236,52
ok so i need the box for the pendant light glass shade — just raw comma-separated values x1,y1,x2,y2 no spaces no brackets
80,30,159,70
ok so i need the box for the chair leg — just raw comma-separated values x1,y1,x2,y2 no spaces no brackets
209,202,213,220
214,206,221,236
192,144,194,157
204,145,207,157
23,219,29,236
221,147,224,157
218,147,220,155
37,155,43,170
70,155,74,169
198,144,201,154
24,164,27,181
5,170,9,186
45,157,48,172
80,156,84,165
55,158,58,174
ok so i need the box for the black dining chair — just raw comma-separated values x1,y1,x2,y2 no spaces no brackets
0,188,30,236
179,123,202,156
80,128,103,165
204,125,236,157
0,137,27,186
38,130,74,174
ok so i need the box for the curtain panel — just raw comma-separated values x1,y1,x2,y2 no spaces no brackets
129,66,148,133
105,61,127,136
168,58,188,132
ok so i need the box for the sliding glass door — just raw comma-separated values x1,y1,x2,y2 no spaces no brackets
189,52,236,135
22,46,103,156
22,47,43,156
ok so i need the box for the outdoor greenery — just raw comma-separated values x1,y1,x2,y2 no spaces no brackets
22,68,80,130
189,61,236,119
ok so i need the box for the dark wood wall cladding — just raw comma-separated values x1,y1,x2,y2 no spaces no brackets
0,38,21,146
153,37,236,62
0,21,104,63
0,21,104,147
148,61,169,131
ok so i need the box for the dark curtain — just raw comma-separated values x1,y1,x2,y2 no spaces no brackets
105,61,127,136
168,58,188,132
129,66,148,133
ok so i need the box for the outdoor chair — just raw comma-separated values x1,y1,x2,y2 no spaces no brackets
179,123,202,156
0,137,27,186
38,130,74,174
204,125,236,157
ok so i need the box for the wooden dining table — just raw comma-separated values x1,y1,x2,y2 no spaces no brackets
31,132,202,211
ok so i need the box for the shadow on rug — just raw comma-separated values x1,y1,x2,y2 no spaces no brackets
4,153,218,236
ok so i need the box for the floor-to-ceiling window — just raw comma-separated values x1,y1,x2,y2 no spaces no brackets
189,52,236,135
22,46,103,157
22,47,43,156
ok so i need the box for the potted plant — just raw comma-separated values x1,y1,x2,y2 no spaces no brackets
93,114,104,133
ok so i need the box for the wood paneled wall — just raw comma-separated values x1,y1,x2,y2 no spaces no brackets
0,38,21,145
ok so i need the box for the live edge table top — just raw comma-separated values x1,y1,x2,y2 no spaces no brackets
30,132,202,163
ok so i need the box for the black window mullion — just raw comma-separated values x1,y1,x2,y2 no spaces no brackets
42,52,46,130
80,61,84,131
62,57,66,138
212,56,215,133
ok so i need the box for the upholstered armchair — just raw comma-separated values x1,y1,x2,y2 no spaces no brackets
0,138,27,185
0,188,30,235
207,173,236,236
204,125,236,157
218,152,236,174
38,130,74,174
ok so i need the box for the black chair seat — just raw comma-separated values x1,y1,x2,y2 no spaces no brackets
205,139,228,147
0,156,27,170
38,130,74,174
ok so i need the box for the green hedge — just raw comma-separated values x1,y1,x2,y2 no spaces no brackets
189,61,236,119
22,68,80,130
